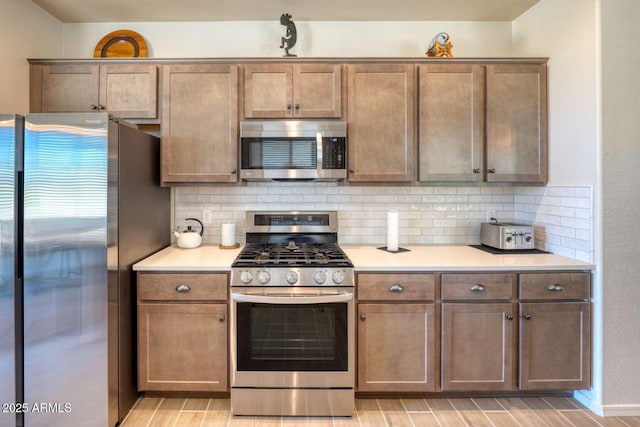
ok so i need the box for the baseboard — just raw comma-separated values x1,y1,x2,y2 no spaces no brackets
574,390,603,416
574,390,640,417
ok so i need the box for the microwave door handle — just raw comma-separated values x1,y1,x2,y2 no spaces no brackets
231,292,353,305
316,132,323,178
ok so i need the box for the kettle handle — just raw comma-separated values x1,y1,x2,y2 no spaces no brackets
186,218,204,236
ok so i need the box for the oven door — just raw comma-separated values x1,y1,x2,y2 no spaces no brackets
230,287,354,388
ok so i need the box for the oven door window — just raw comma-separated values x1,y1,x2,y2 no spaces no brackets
236,302,348,371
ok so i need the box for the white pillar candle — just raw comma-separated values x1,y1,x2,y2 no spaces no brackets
221,222,236,246
387,211,399,252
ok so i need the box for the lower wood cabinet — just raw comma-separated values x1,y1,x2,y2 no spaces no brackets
441,302,517,391
137,273,228,392
356,273,436,392
440,271,591,392
357,303,435,392
519,302,591,390
138,303,227,392
519,272,591,390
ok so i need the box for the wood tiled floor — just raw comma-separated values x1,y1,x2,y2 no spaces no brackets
121,396,640,427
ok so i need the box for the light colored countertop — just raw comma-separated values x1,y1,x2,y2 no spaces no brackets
342,245,595,272
133,244,594,272
133,245,242,272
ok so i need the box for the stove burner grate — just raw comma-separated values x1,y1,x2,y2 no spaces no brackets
233,242,352,267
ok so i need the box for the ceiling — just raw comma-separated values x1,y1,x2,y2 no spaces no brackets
32,0,540,23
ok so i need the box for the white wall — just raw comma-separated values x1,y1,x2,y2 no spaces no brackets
600,0,640,415
514,0,640,416
61,21,512,58
0,0,63,113
512,0,598,187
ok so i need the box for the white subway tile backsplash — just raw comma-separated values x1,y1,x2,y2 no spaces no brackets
173,184,593,262
514,185,593,262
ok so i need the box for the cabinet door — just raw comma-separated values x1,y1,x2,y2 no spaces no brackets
40,64,100,113
347,64,416,181
293,64,342,118
419,64,484,182
244,64,293,118
441,303,517,391
161,64,239,184
519,302,591,390
138,303,228,392
357,303,435,392
486,64,547,183
99,64,158,118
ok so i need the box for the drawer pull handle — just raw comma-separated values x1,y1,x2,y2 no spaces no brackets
470,284,486,292
523,314,532,320
360,313,366,321
547,284,564,292
175,284,191,293
219,315,225,322
389,284,405,293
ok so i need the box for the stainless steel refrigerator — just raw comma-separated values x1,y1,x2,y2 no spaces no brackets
0,113,170,427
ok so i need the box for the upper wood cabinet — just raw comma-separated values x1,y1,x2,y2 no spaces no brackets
30,63,158,119
347,64,416,182
160,64,239,185
244,64,342,118
419,64,485,182
486,63,547,183
419,62,547,184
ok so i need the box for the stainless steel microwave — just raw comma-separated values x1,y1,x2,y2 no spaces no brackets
240,120,347,180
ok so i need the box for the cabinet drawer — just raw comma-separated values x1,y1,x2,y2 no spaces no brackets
357,273,435,301
441,273,516,301
138,273,227,301
519,273,591,301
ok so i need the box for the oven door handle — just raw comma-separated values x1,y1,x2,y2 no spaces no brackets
231,292,353,305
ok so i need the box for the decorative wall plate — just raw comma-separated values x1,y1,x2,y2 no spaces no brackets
93,29,147,58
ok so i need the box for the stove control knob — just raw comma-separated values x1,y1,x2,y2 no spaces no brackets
332,270,345,284
525,235,533,242
286,270,299,285
257,270,271,284
314,270,327,285
506,235,513,243
239,270,253,284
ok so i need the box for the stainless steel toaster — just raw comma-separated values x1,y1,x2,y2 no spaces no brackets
480,222,535,250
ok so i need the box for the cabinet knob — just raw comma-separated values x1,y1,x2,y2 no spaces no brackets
230,169,237,174
286,104,292,111
360,313,366,321
470,284,485,292
175,284,191,293
349,168,355,173
90,104,98,110
219,315,225,322
97,104,105,110
547,284,564,292
523,314,532,320
472,168,481,174
294,104,300,110
505,314,514,321
488,168,496,174
388,284,404,293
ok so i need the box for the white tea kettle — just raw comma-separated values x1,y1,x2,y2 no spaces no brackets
173,218,204,249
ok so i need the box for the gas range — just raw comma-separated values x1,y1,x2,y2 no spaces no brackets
229,211,355,417
231,211,354,287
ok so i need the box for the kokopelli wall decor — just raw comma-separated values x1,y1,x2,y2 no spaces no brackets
279,13,297,57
